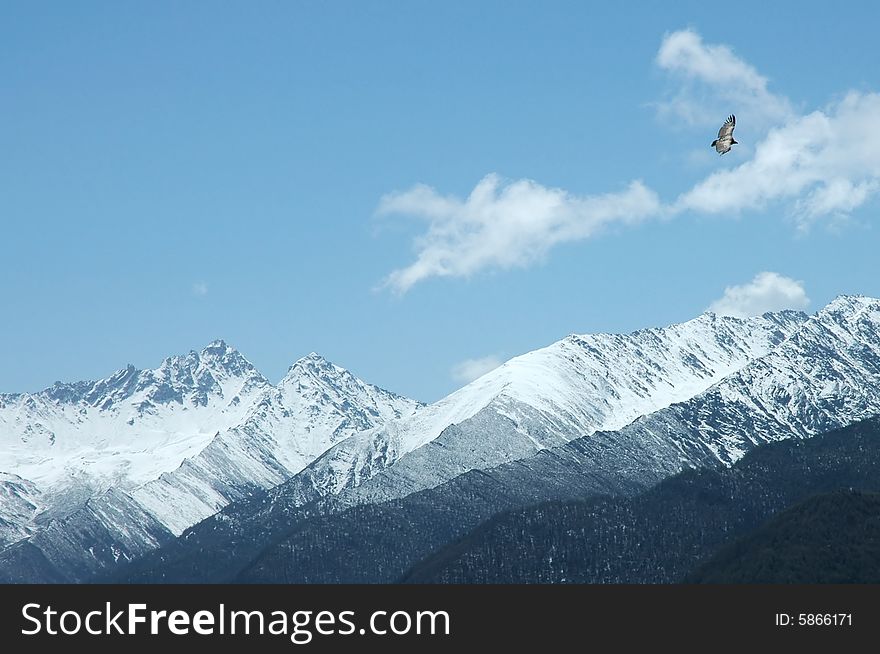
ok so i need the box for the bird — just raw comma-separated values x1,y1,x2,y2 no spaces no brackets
711,114,738,155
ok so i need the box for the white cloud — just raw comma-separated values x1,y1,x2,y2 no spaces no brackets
675,92,880,228
192,282,209,297
798,178,880,221
654,29,792,128
379,175,661,293
451,355,503,384
708,272,810,318
377,30,880,292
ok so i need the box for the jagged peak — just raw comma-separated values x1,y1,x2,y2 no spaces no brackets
151,340,258,377
107,363,138,378
198,340,258,372
807,295,880,332
282,352,343,383
564,307,806,347
86,362,140,389
691,307,807,327
823,294,879,311
289,351,334,368
202,338,232,353
279,353,411,403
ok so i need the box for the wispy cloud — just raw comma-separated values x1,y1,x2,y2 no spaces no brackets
654,28,792,129
379,175,660,294
451,355,503,384
708,272,810,318
192,282,209,297
378,29,880,293
675,92,880,229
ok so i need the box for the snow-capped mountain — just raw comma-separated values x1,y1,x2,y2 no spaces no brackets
130,352,421,534
117,297,880,583
0,340,270,493
0,343,420,549
286,310,807,501
7,296,879,583
140,296,880,585
464,293,880,501
622,294,880,466
0,340,272,543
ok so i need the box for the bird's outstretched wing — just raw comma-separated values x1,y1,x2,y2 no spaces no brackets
717,114,736,140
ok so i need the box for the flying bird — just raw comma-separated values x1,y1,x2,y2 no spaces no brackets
711,114,738,155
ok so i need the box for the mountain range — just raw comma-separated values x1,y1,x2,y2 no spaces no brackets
0,342,419,577
1,294,879,583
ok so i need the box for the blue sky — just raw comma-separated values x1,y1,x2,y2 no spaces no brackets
2,1,879,402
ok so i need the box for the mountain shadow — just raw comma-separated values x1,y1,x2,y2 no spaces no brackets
401,417,880,583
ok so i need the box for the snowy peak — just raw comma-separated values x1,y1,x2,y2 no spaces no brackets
813,294,880,332
4,340,268,414
127,353,422,534
286,298,878,540
783,295,880,372
280,352,417,419
1,341,420,545
457,308,807,438
634,295,880,466
149,339,257,378
143,340,267,408
776,295,880,366
192,339,260,377
568,308,807,352
282,352,344,385
0,341,277,504
823,293,876,310
291,308,810,503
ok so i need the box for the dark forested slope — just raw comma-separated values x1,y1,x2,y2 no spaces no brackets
686,490,880,583
402,418,880,583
